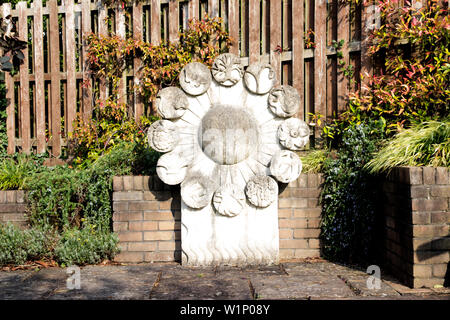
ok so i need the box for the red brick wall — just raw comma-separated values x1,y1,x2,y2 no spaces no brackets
382,167,449,288
0,190,28,229
112,174,324,263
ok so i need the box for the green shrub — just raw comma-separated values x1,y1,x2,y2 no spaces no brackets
320,120,384,264
367,119,450,173
54,227,119,266
300,149,328,173
0,154,46,190
0,223,56,265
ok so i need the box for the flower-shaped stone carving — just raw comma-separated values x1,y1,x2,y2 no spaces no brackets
277,118,310,150
212,53,244,86
149,54,309,211
268,85,300,117
148,120,179,153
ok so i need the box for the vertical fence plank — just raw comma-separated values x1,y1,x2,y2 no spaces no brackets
65,0,76,135
2,4,15,154
189,0,199,20
361,1,373,92
314,0,327,135
151,0,161,44
270,0,282,82
49,0,61,157
81,0,92,120
17,2,30,153
228,0,239,55
337,1,349,113
248,0,260,63
34,0,46,153
133,1,144,121
115,4,126,105
209,0,219,17
98,0,108,102
169,0,179,42
292,0,304,120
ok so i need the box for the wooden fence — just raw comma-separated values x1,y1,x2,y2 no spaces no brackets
1,0,378,157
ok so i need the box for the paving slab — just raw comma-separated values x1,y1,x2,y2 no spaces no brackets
0,261,449,300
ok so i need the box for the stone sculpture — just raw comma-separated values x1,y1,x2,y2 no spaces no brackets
148,54,310,266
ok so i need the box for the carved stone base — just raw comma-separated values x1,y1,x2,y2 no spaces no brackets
181,199,279,266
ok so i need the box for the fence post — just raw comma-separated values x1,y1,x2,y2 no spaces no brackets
18,2,30,154
292,0,304,120
34,0,46,153
314,0,327,142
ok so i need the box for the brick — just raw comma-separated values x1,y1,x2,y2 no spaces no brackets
294,229,320,239
143,231,174,241
294,249,320,258
307,218,321,229
278,188,290,198
123,176,134,191
430,186,450,197
278,209,292,218
113,191,143,201
129,221,158,231
113,212,143,222
308,239,320,249
113,222,128,232
432,264,448,278
413,225,448,237
143,176,150,191
431,237,450,250
175,231,181,240
412,265,432,278
279,229,293,239
431,212,450,224
129,201,158,211
290,219,308,229
174,210,181,220
298,174,308,188
128,241,157,252
159,241,180,251
144,211,175,221
290,188,321,198
5,191,16,203
279,249,295,259
144,251,179,262
413,238,431,251
0,204,27,213
16,191,25,203
307,198,320,208
159,220,181,231
412,199,448,212
113,176,123,191
422,167,435,185
414,250,449,264
279,219,292,228
279,198,308,209
0,213,27,222
143,191,157,201
117,242,128,251
412,212,430,225
117,232,142,242
410,186,430,198
133,176,144,190
159,200,173,210
435,167,449,185
113,202,128,212
413,278,445,289
280,239,308,249
307,174,319,188
293,208,321,218
114,252,144,263
288,179,298,188
0,192,5,203
153,176,165,191
318,174,324,184
409,167,423,185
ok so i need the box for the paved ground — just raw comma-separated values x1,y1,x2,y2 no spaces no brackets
0,260,449,300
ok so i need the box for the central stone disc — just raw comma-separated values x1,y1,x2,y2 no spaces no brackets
199,105,259,165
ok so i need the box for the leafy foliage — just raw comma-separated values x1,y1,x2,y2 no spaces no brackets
0,223,57,266
54,226,119,266
0,15,27,73
320,121,385,263
0,154,46,190
342,2,449,135
299,149,328,174
367,119,450,173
